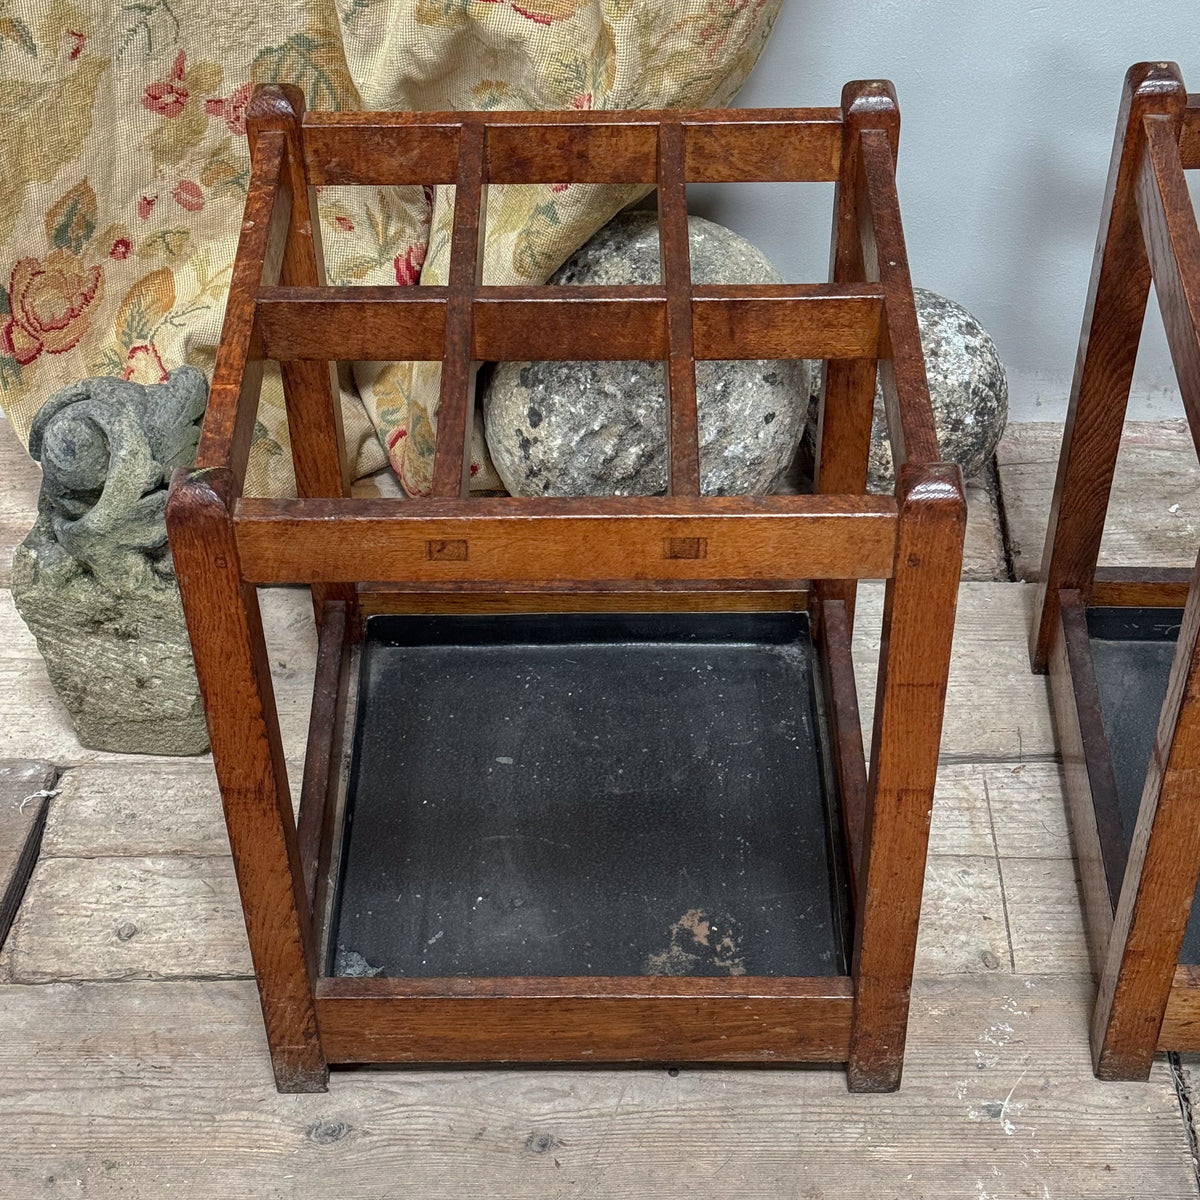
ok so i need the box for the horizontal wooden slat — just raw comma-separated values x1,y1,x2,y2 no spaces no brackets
300,108,844,186
315,975,853,1063
302,120,461,185
257,284,882,363
474,288,666,359
487,122,659,183
234,494,899,586
1180,95,1200,170
684,111,843,182
692,285,883,360
1091,566,1193,608
257,285,448,361
1158,964,1200,1050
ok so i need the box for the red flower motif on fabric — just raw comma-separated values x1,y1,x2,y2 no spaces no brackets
137,195,157,220
334,215,355,232
386,427,408,449
204,82,252,136
1,252,104,366
571,93,593,110
172,180,205,212
66,31,86,61
142,50,189,118
110,238,132,260
121,343,169,384
393,243,427,286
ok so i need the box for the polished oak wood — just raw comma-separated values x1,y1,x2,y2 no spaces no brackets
1033,62,1200,1077
171,87,963,1093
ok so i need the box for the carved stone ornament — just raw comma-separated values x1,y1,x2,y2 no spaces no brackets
12,366,210,754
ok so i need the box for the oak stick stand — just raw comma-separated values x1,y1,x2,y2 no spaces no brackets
1032,61,1200,1079
166,81,965,1094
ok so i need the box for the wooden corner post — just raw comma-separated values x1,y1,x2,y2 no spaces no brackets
841,80,966,1088
1030,63,1187,671
246,84,355,624
166,468,327,1092
812,80,895,635
847,466,965,1091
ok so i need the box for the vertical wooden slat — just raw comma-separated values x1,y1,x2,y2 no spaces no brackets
858,128,938,471
296,601,349,915
1137,113,1200,446
431,122,488,498
247,84,356,620
814,81,893,633
847,463,965,1092
165,468,327,1092
657,121,701,496
195,132,290,486
1030,63,1187,672
818,598,868,900
1094,547,1200,1079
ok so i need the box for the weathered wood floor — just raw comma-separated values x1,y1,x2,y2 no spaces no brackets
2,417,1200,1198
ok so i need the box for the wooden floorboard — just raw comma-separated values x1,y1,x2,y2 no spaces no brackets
6,420,1200,1194
997,419,1200,581
0,760,56,949
0,974,1192,1199
853,582,1056,763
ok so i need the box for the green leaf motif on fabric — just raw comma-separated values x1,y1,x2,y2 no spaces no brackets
512,200,562,279
415,0,474,27
138,228,193,262
46,180,98,255
199,138,250,198
0,355,22,390
0,15,36,57
252,418,284,455
338,0,377,26
252,33,342,111
118,0,180,58
88,346,125,377
0,288,19,388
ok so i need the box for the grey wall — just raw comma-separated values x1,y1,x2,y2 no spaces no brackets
689,1,1200,421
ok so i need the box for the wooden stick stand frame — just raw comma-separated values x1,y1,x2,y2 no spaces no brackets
1032,62,1200,1080
166,81,966,1094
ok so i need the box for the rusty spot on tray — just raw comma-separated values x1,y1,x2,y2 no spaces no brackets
645,907,746,976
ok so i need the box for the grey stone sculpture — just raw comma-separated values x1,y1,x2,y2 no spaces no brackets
808,288,1008,490
12,366,210,754
483,211,809,497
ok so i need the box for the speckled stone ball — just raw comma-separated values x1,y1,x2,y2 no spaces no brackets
483,212,809,497
807,288,1008,489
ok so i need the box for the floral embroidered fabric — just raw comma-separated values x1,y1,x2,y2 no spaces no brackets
1,0,780,496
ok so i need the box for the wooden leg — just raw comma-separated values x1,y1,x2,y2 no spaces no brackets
1030,63,1186,672
166,467,327,1092
847,462,965,1092
1093,548,1200,1079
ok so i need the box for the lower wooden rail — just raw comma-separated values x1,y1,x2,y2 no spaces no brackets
314,975,854,1063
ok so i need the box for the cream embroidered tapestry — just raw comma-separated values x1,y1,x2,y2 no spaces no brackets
1,0,781,496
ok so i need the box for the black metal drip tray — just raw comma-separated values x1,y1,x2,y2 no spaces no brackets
1087,605,1200,965
328,611,849,980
